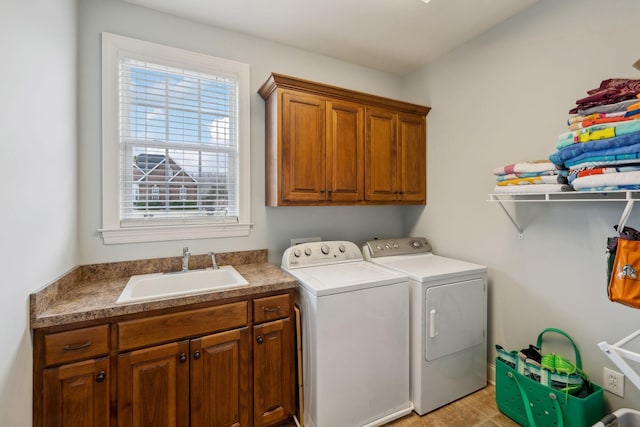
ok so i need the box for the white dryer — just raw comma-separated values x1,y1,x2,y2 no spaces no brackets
363,237,488,415
282,241,413,427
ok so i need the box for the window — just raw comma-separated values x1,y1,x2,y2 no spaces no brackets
100,33,251,244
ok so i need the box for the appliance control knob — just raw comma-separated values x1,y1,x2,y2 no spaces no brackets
338,244,346,253
376,244,383,250
385,243,391,249
293,248,301,258
304,248,312,256
411,240,421,248
321,244,330,255
393,243,399,249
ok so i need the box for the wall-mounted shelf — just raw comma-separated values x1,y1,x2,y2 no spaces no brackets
487,190,640,237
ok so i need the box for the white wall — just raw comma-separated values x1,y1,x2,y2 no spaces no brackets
404,0,640,411
0,0,77,425
77,0,408,267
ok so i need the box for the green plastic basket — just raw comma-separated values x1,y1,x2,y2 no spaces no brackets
495,328,604,427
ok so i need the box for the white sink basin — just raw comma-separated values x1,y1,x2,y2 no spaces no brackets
116,266,250,304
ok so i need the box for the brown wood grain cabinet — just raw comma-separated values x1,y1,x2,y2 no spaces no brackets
42,357,110,427
259,73,430,206
253,293,294,427
365,109,427,202
33,290,295,427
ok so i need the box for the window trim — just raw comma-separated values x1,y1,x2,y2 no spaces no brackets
100,32,251,244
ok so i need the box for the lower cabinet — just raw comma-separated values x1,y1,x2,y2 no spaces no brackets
253,318,294,427
118,329,250,427
191,328,250,427
117,340,190,427
34,291,295,427
42,357,110,427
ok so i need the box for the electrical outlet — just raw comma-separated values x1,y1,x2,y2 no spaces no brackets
290,237,321,246
604,367,625,397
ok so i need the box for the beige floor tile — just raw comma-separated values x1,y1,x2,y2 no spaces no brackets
279,385,518,427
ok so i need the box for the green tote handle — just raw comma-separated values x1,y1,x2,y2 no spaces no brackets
536,327,582,369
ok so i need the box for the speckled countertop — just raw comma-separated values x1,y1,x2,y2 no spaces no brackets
30,249,297,329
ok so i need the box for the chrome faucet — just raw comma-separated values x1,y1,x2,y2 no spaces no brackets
182,247,190,272
208,251,218,270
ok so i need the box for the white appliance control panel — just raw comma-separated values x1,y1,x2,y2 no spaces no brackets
282,241,363,269
364,237,432,258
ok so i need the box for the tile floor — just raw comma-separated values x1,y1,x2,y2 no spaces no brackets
381,385,519,427
281,385,520,427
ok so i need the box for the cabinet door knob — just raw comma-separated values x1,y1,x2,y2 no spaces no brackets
179,353,187,363
256,336,264,344
95,371,106,383
193,350,201,360
319,189,325,193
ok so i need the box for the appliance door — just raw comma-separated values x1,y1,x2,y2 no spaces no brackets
425,278,485,361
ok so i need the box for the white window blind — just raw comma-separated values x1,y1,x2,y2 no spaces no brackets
119,58,239,225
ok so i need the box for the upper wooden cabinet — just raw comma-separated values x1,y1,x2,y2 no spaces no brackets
259,73,430,206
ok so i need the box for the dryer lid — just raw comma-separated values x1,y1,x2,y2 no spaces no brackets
367,253,486,282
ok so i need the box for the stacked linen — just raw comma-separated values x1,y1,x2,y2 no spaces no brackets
550,78,640,191
492,160,570,194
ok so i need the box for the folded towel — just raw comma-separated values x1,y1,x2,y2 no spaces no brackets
492,184,572,194
496,176,561,186
493,160,558,176
572,170,640,191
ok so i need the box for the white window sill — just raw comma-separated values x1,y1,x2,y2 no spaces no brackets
99,223,253,245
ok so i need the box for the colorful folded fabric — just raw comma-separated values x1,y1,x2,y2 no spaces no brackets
492,160,558,176
570,79,640,114
568,115,637,131
567,112,626,125
575,185,640,192
576,98,638,116
567,157,640,170
558,119,640,148
496,176,561,186
572,170,640,191
493,184,572,194
567,165,640,183
550,131,640,167
495,171,560,181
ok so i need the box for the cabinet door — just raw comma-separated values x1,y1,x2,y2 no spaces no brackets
118,341,189,427
191,328,250,427
365,108,397,201
281,91,326,202
43,357,110,427
397,113,426,202
326,100,364,201
253,318,294,427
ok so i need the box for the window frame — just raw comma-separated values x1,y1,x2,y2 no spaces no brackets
100,32,251,244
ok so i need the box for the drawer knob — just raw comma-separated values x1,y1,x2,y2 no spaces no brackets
193,350,201,360
63,341,92,351
256,336,264,344
263,306,281,313
95,371,106,383
179,353,187,363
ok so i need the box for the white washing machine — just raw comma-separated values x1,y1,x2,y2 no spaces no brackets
363,237,488,415
282,241,413,427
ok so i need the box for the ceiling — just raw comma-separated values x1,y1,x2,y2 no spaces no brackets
124,0,539,76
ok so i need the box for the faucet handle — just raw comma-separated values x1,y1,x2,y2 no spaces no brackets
183,246,190,255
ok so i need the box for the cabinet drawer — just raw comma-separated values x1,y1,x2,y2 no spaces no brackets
253,294,290,323
44,324,110,367
118,302,248,351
